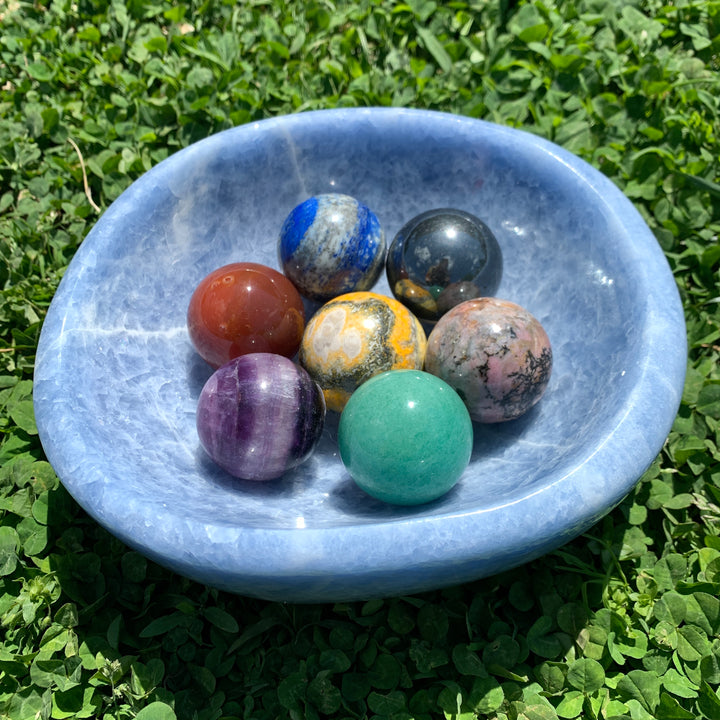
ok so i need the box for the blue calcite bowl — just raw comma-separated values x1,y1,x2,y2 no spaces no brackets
34,108,686,603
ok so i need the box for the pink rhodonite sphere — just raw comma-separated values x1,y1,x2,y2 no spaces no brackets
425,298,552,423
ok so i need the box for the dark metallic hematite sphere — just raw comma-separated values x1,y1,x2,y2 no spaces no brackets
386,208,503,321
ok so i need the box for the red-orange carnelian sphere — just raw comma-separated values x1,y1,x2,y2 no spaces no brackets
187,262,305,369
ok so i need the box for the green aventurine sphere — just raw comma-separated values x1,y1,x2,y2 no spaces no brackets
338,370,474,505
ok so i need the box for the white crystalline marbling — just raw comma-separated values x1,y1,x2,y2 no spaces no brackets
34,108,686,602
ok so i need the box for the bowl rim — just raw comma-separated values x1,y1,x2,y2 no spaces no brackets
33,107,687,601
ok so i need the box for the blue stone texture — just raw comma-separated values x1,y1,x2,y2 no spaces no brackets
279,193,386,301
34,108,687,602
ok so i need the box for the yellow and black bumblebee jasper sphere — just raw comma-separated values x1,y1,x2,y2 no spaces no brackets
299,292,427,412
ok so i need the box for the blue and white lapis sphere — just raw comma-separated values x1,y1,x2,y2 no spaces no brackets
279,194,386,302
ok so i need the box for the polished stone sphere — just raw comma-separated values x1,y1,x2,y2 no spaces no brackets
338,370,473,505
279,193,386,302
299,291,426,412
425,298,552,423
197,353,325,480
187,262,305,368
386,208,502,321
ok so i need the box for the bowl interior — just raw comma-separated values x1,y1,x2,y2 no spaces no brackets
36,110,677,544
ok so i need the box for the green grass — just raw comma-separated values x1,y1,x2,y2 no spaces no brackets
1,0,719,718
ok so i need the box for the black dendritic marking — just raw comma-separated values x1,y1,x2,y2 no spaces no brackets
499,347,553,419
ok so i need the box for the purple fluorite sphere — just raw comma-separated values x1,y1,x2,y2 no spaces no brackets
196,353,326,480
